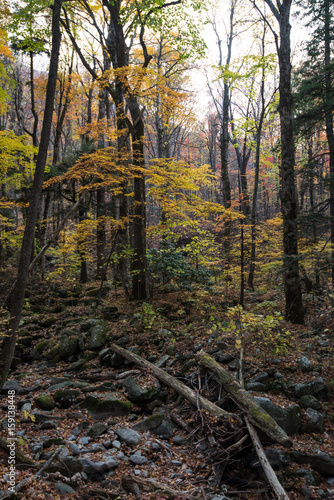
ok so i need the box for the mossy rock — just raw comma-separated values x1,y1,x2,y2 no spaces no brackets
82,393,132,420
31,341,49,360
59,336,79,359
35,393,55,411
54,389,81,408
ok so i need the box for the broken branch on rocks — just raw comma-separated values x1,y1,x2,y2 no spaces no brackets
195,351,291,447
110,343,242,429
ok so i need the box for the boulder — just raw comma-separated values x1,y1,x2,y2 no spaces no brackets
254,396,302,435
298,356,313,372
80,319,98,332
58,337,79,359
82,393,132,419
291,450,334,476
54,389,81,408
303,408,324,434
294,377,328,400
115,427,141,446
34,393,55,411
89,326,106,349
132,415,163,432
122,376,160,404
87,423,108,437
299,395,322,411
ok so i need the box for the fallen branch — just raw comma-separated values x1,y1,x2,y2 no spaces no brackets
195,351,291,447
0,437,35,466
110,343,242,428
122,473,200,499
246,420,290,500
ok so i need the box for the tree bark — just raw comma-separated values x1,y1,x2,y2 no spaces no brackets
0,0,62,390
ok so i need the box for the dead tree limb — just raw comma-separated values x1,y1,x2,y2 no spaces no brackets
195,351,291,447
122,473,200,499
110,344,242,428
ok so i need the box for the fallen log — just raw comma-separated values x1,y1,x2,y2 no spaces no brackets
110,344,242,429
195,351,291,447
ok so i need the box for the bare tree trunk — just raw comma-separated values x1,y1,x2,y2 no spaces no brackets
0,0,63,390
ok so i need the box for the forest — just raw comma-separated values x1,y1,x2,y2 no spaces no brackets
0,0,334,499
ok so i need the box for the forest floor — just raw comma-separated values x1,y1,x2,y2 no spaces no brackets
0,276,334,500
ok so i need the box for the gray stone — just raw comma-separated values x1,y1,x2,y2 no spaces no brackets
3,380,21,392
153,420,174,438
291,450,334,476
54,389,81,408
102,306,119,320
155,355,170,368
115,427,141,446
158,328,173,338
254,397,302,435
54,482,76,495
304,408,324,434
48,381,74,392
83,393,132,420
41,421,57,430
109,352,126,368
294,377,328,400
297,468,316,485
89,325,106,349
265,448,290,469
299,395,322,411
246,382,268,392
122,376,160,404
132,414,163,432
80,319,98,332
46,456,83,477
129,454,147,465
87,423,108,437
298,356,313,372
248,372,270,383
59,336,79,359
102,453,119,469
34,393,55,411
69,443,81,456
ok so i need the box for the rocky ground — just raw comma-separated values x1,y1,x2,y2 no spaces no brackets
0,280,334,499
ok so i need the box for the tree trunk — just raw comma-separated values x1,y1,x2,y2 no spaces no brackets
323,0,334,283
0,0,63,390
278,1,303,323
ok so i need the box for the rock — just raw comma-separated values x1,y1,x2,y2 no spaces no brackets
129,453,147,465
297,468,316,485
69,443,82,456
265,448,290,469
254,397,302,435
132,415,163,432
31,340,49,360
155,355,170,368
46,456,83,477
80,319,98,332
298,356,313,372
303,408,324,434
109,352,126,368
158,328,173,338
291,450,334,476
41,421,57,430
87,423,108,437
122,376,160,404
54,389,81,408
2,380,21,392
152,420,174,439
54,482,76,495
89,325,106,349
166,345,177,355
48,381,74,392
102,306,119,320
58,337,79,359
83,393,132,419
34,393,55,411
299,395,322,411
248,372,270,383
67,359,87,371
294,377,328,400
102,453,119,470
246,382,268,392
115,427,141,446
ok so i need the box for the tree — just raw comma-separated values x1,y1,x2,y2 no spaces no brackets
251,0,304,324
0,0,63,390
